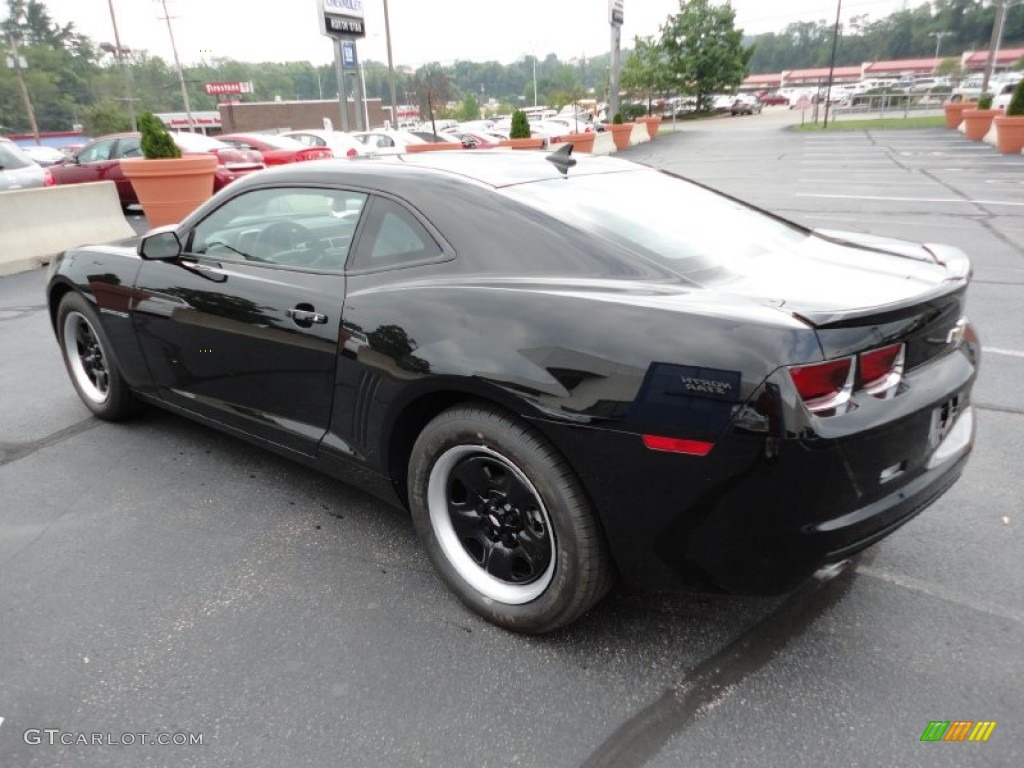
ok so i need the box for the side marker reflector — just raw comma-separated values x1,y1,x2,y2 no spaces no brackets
642,435,714,456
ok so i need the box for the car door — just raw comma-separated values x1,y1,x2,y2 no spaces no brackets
130,185,368,454
109,136,143,203
51,138,118,187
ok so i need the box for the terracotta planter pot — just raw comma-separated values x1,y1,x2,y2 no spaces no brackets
498,138,545,150
637,116,662,139
121,155,218,228
961,109,999,141
607,123,633,151
560,133,596,153
994,115,1024,154
943,101,976,129
405,142,463,153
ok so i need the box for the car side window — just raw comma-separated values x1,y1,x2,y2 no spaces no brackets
116,137,142,158
78,139,116,163
348,198,443,271
291,134,324,147
187,188,368,271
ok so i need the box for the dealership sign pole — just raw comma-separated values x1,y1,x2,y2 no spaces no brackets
318,0,367,132
609,1,624,121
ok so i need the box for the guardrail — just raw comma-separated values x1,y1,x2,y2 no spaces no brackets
0,181,135,276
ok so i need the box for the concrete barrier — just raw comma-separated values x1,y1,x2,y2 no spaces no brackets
0,182,134,276
628,123,650,146
983,122,997,146
591,131,617,156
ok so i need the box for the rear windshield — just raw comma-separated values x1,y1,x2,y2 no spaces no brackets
172,132,227,152
0,140,33,170
500,169,808,280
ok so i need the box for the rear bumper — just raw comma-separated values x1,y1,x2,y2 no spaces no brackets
531,351,977,595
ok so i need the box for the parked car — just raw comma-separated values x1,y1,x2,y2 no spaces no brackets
993,77,1024,111
219,133,334,165
351,130,428,155
19,144,67,167
49,132,264,209
441,131,501,149
730,95,763,115
280,129,370,159
758,91,790,106
0,138,53,190
45,151,979,634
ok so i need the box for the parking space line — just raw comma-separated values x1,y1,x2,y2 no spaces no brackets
856,565,1024,627
982,347,1024,359
796,193,1024,206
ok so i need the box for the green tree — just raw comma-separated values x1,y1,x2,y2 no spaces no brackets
456,93,480,121
935,57,964,81
621,36,668,115
510,109,530,138
659,0,752,112
82,100,131,135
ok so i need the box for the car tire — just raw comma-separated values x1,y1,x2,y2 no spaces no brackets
408,404,613,634
56,292,140,420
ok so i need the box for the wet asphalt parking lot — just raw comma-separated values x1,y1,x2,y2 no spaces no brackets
1,111,1021,767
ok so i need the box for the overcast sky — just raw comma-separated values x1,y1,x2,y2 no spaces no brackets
36,1,914,68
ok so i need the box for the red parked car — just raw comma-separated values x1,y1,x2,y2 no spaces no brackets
218,133,334,165
49,132,264,210
757,91,790,106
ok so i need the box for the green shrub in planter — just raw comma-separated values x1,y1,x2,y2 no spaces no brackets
1007,79,1024,117
612,112,624,124
138,112,181,159
509,110,531,139
977,92,994,110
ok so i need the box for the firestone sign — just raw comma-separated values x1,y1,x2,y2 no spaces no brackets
203,81,254,96
318,0,366,39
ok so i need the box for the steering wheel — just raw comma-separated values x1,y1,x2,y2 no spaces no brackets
253,220,313,257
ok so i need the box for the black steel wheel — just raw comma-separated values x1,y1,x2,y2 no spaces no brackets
56,292,139,420
408,404,613,633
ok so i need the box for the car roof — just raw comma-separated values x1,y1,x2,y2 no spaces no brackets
234,151,641,191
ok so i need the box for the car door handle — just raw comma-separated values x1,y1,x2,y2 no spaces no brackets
180,259,227,283
287,308,328,324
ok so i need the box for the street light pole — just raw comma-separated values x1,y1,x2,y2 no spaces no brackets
383,0,398,126
158,0,195,132
533,54,538,107
929,30,952,59
107,0,136,131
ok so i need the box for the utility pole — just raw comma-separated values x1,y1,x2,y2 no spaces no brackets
158,0,195,132
383,0,398,126
107,0,136,131
6,32,40,144
982,0,1008,94
823,0,842,129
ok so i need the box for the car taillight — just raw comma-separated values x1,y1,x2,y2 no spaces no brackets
860,343,904,397
43,169,56,187
346,147,357,158
787,357,854,414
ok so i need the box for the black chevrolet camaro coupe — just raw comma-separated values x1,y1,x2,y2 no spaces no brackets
46,150,979,633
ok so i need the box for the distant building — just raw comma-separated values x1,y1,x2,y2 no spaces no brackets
217,99,391,133
743,48,1024,90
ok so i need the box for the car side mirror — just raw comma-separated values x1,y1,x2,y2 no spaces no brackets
139,228,182,260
